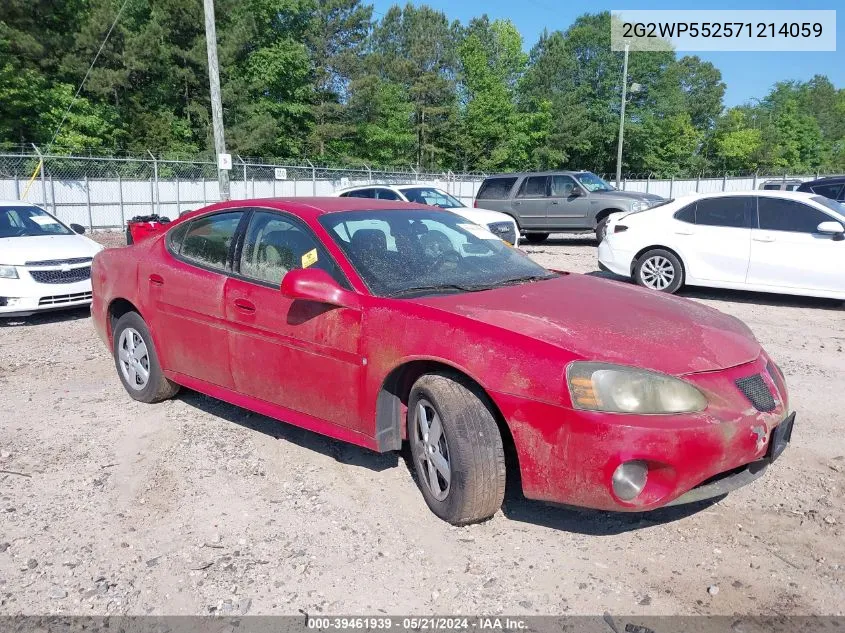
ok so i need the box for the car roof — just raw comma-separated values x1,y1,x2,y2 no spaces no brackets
676,190,821,201
482,170,589,179
799,175,845,186
177,197,437,223
335,184,445,193
0,200,40,207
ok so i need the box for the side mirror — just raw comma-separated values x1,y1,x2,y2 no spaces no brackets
70,223,86,234
818,221,845,240
280,268,359,309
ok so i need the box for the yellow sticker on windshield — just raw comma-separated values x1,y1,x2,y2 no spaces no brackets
301,249,319,268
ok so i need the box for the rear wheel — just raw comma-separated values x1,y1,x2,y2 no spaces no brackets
634,249,684,294
524,233,549,244
112,312,179,403
408,373,505,525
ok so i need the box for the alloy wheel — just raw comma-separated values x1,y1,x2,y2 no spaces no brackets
413,399,452,501
640,255,675,290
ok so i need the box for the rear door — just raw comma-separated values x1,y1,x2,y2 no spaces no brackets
682,197,753,284
546,175,591,229
148,210,246,388
746,196,844,293
511,175,549,230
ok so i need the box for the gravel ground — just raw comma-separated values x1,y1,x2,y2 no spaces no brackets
0,231,843,616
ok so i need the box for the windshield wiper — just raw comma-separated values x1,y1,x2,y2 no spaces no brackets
493,273,557,287
388,283,487,298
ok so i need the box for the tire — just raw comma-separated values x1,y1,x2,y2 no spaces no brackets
634,248,684,294
112,311,179,403
524,233,549,244
408,372,506,525
595,217,609,242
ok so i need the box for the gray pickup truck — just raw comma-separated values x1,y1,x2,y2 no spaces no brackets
473,170,664,242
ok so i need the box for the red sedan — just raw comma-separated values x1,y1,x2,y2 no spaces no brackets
91,198,794,525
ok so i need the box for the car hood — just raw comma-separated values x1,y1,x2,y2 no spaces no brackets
415,274,760,375
592,190,664,204
0,234,102,265
447,207,516,226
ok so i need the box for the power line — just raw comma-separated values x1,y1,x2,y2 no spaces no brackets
47,0,131,150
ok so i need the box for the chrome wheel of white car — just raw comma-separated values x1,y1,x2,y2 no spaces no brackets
640,256,675,290
118,327,150,390
634,248,684,294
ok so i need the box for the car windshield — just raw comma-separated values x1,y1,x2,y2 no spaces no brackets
575,172,616,193
320,210,556,297
399,187,465,208
0,205,72,238
812,196,845,218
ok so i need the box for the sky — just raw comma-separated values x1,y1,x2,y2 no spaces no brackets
371,0,843,107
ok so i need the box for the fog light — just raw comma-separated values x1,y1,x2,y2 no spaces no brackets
612,460,648,501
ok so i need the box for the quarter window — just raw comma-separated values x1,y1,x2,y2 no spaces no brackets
516,176,548,198
476,177,517,200
180,211,243,270
694,197,749,228
757,197,834,233
239,211,341,285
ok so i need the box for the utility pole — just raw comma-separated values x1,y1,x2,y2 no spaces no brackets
203,0,230,200
615,42,629,189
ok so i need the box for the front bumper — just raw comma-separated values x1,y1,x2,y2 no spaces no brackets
0,278,93,317
496,354,792,511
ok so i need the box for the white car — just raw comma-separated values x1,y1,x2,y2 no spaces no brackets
598,190,845,300
0,201,103,317
335,184,520,246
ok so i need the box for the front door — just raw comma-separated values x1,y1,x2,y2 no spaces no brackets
746,196,844,294
147,210,245,389
223,210,364,429
546,175,591,229
511,175,549,230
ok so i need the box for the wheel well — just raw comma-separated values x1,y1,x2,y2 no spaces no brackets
107,298,141,339
375,361,518,473
595,208,623,228
631,245,686,277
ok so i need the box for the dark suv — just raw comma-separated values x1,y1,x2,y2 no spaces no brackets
473,171,664,242
797,176,845,202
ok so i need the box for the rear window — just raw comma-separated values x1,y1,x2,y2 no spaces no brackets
476,177,517,200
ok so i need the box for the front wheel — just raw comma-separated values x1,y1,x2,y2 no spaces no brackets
408,373,506,525
112,311,180,403
595,218,609,242
634,249,684,294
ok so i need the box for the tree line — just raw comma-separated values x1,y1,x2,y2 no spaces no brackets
1,1,843,176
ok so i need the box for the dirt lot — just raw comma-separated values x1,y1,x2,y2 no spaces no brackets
1,232,843,617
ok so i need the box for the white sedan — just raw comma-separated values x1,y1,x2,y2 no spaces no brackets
598,190,845,300
335,184,520,246
0,201,103,317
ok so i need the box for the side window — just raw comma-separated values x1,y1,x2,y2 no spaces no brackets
695,197,749,228
811,183,844,201
550,175,577,197
476,177,517,200
180,211,243,270
516,176,548,198
673,204,695,223
347,189,375,199
375,189,401,201
166,222,191,253
240,212,341,285
757,197,834,234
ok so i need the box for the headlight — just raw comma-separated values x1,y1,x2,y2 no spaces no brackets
0,265,19,279
631,201,649,212
567,362,707,414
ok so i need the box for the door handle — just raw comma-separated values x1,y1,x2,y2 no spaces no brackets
551,201,560,205
149,274,164,286
234,298,256,313
753,235,776,243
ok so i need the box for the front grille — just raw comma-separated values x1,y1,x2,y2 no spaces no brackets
735,374,776,412
38,291,92,306
25,257,92,267
29,267,91,284
487,221,517,245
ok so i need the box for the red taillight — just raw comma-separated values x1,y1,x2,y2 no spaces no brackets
614,225,629,233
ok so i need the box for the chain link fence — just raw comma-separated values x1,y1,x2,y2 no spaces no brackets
0,149,834,230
